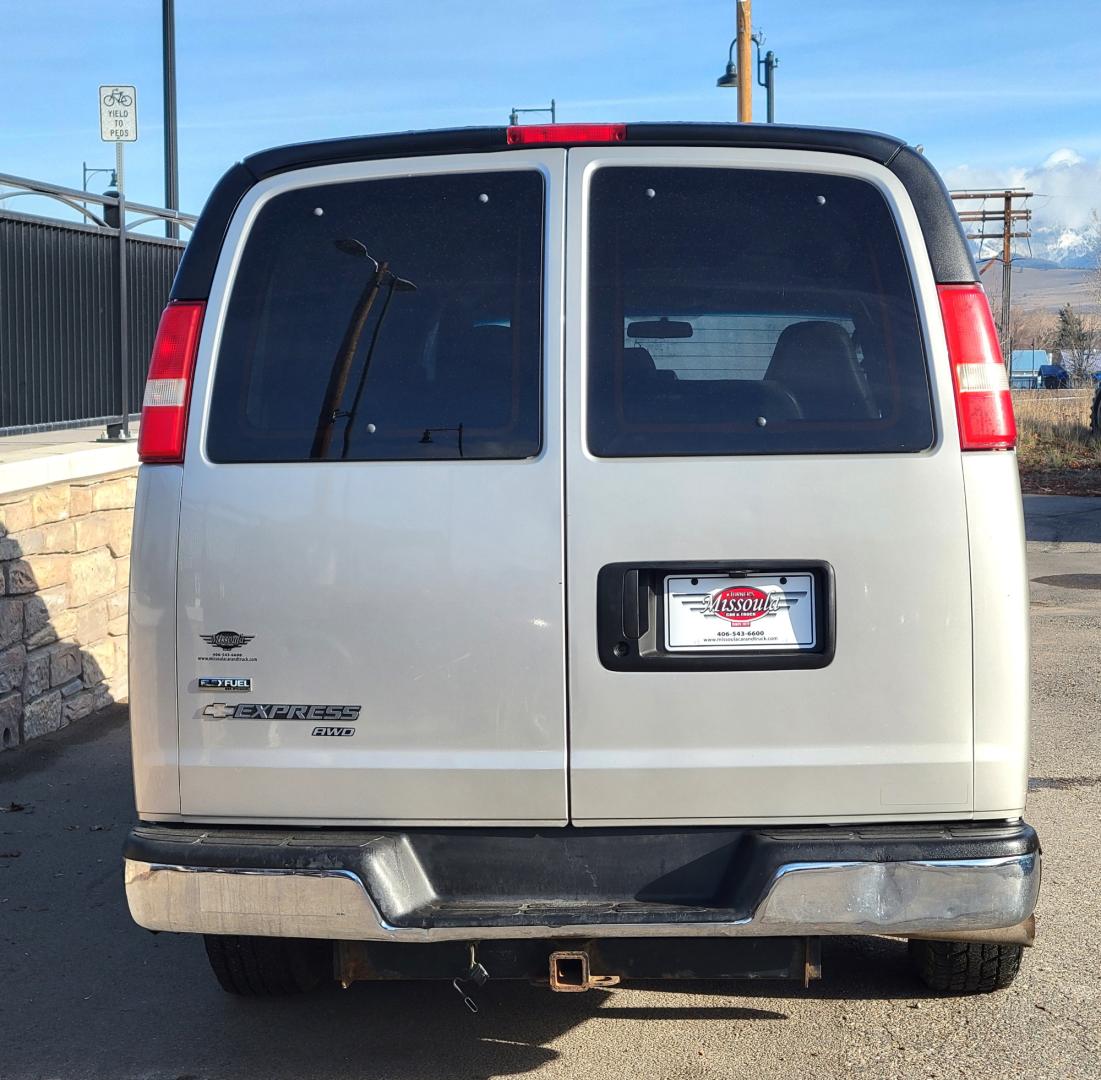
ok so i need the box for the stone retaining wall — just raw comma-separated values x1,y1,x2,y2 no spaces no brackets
0,468,135,749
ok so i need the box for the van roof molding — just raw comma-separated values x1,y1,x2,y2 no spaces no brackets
169,123,977,303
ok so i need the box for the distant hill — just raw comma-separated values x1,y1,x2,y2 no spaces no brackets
1055,254,1101,269
1010,256,1099,270
982,265,1098,314
1012,257,1061,270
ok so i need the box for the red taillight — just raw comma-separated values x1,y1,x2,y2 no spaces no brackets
506,123,627,146
938,284,1016,451
138,301,205,463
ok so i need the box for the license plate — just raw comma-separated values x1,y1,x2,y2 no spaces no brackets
664,573,817,652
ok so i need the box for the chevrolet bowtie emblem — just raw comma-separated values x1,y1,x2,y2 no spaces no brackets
203,702,235,719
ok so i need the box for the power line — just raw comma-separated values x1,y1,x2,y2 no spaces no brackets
951,188,1033,362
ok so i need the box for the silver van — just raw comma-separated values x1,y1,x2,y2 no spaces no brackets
124,123,1038,997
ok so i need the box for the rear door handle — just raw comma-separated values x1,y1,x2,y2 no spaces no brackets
621,569,649,640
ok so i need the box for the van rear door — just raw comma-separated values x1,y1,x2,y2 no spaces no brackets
564,148,974,824
176,151,568,823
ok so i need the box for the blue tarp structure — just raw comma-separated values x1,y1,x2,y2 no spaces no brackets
1038,363,1070,388
1010,349,1049,374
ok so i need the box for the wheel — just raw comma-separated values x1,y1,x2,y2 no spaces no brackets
203,934,331,995
907,939,1023,994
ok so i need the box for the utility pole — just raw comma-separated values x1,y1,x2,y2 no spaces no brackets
162,0,179,240
1002,191,1012,361
736,0,752,122
951,189,1033,366
716,16,778,122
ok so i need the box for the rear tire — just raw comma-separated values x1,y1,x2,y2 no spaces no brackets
907,938,1023,994
203,934,331,995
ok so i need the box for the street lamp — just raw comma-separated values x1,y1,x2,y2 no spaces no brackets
509,99,556,126
163,0,179,239
716,32,779,123
82,163,117,225
83,162,117,191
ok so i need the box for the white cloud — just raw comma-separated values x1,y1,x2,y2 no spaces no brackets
944,150,1101,263
1053,228,1090,255
1042,148,1085,170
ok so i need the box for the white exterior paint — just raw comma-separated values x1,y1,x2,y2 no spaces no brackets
174,149,570,823
563,147,976,824
128,145,1030,828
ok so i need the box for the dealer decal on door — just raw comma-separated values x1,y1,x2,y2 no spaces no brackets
197,630,258,663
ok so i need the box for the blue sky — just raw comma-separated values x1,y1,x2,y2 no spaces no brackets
4,0,1101,241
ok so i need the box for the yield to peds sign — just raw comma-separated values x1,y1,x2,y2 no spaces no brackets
99,85,137,141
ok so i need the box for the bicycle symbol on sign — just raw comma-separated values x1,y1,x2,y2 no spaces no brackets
102,88,133,108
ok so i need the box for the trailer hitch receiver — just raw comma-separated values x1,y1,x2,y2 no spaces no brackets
548,950,620,992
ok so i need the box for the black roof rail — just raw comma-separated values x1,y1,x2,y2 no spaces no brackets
624,122,903,162
170,123,975,301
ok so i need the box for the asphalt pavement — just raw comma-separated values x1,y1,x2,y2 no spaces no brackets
2,495,1099,1080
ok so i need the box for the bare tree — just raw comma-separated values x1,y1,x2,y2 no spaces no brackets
1091,209,1101,310
1050,303,1099,384
1010,308,1056,357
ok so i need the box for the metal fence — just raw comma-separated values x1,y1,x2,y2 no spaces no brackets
0,172,197,436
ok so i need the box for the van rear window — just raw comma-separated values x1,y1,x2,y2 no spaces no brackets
207,170,544,462
586,167,935,457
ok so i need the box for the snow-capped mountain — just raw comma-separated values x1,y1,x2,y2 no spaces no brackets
944,149,1100,270
1023,224,1100,268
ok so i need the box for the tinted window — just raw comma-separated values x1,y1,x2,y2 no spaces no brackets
587,167,935,457
208,170,543,462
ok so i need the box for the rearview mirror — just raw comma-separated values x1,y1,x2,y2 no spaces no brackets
626,317,694,339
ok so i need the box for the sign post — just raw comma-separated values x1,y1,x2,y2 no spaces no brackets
99,85,137,188
99,85,138,440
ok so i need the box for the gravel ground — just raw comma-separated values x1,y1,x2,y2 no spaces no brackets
1,505,1099,1080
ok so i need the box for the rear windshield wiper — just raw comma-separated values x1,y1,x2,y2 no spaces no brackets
419,423,464,458
310,239,416,460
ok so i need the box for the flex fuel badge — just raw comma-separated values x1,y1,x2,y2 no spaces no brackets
197,677,252,692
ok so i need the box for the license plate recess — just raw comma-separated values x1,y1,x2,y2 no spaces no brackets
595,561,835,672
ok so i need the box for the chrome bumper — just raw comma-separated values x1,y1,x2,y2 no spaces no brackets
125,852,1040,943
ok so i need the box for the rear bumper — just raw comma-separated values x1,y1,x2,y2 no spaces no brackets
124,821,1040,943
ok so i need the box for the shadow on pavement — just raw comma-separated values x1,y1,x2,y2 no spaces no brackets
0,709,926,1080
1023,494,1101,544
